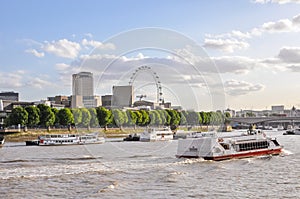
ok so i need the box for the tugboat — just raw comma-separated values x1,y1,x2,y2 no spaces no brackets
176,130,283,161
25,140,40,146
123,133,140,141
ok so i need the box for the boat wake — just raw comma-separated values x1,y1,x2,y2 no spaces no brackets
174,158,205,165
281,149,293,155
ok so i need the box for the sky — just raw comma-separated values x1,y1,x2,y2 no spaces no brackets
1,0,300,111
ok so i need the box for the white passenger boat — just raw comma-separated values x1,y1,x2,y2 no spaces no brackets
176,130,282,161
140,127,174,142
38,132,105,146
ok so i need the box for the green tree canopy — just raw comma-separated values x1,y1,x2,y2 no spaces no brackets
166,109,180,127
57,108,74,126
112,109,126,129
186,111,200,126
96,107,112,129
88,108,98,128
37,104,55,127
8,106,28,126
25,106,40,127
72,108,82,126
80,108,91,127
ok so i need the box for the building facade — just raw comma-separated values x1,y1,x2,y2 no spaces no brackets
0,91,19,101
112,85,133,108
72,72,96,108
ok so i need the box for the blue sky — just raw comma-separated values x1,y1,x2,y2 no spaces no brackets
1,0,300,111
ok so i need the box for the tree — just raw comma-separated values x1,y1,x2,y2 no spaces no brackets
180,111,188,126
140,110,150,126
51,108,59,126
149,110,163,126
126,110,136,127
96,107,112,130
80,108,91,128
37,104,55,128
200,111,208,125
72,108,82,127
88,108,98,128
166,109,180,127
25,106,40,128
57,108,74,126
186,111,200,126
134,110,143,126
158,110,167,126
8,106,28,126
112,109,126,129
224,112,231,124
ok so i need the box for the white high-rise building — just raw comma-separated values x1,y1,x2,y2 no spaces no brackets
72,72,95,108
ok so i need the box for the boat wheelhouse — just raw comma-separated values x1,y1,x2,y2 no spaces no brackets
176,130,282,161
38,133,105,146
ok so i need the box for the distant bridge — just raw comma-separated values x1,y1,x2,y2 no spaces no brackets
229,116,300,124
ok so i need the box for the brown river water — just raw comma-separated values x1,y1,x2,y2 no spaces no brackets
0,130,299,199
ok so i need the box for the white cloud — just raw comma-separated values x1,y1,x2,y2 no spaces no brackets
43,39,81,59
82,39,115,50
204,13,300,52
203,38,249,52
25,77,53,89
55,63,70,71
0,71,25,88
262,19,294,32
292,14,300,24
212,56,258,74
253,0,300,4
224,79,265,96
25,49,45,58
278,46,300,63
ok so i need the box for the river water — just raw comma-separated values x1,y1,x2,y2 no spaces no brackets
0,130,299,199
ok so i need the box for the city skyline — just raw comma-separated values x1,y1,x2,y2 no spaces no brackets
1,1,300,111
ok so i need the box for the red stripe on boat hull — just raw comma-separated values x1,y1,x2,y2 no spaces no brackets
177,148,282,161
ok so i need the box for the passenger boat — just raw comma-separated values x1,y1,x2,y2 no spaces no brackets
176,130,282,161
38,132,105,146
140,127,174,142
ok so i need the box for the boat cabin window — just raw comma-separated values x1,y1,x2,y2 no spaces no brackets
238,141,269,151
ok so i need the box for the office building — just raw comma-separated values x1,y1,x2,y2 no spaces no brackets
112,85,133,108
72,72,95,108
0,91,19,101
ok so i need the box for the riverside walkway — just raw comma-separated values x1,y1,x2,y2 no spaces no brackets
229,116,300,124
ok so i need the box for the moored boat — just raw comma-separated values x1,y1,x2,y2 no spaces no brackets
38,132,105,146
176,130,282,161
140,127,173,142
283,128,300,135
0,135,4,146
123,133,140,141
25,140,39,146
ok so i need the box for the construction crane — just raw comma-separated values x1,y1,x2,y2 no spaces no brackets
136,95,146,101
